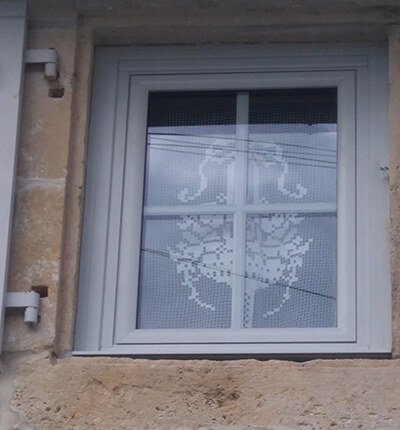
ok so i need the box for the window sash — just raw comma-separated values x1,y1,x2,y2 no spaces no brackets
111,71,356,345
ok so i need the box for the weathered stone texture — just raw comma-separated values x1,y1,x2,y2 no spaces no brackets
2,25,76,352
17,28,74,180
2,1,400,430
11,357,400,430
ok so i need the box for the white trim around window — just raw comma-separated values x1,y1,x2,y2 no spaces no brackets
74,44,390,355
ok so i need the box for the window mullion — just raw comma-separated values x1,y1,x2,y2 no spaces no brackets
231,92,249,329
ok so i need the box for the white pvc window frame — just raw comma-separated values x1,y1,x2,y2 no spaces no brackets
0,1,26,352
74,44,390,355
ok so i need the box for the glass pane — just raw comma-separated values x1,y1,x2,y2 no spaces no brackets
244,213,337,328
137,215,233,329
145,92,236,206
247,88,337,204
138,88,338,331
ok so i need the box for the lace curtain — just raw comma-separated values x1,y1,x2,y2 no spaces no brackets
137,89,337,329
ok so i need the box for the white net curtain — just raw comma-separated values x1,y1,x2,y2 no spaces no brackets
137,89,337,329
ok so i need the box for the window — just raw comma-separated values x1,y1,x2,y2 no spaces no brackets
74,45,391,355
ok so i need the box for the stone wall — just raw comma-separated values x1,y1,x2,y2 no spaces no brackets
2,1,400,429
